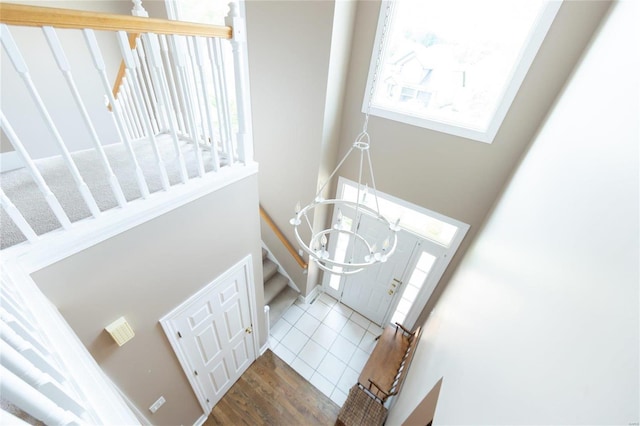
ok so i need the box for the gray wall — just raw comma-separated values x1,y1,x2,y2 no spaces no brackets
387,0,639,422
247,0,612,316
32,174,264,426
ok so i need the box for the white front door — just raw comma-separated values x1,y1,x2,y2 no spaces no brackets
323,207,421,326
341,222,421,325
160,257,256,413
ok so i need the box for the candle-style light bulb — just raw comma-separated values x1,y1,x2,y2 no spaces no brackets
333,208,343,230
320,234,327,248
290,201,302,225
382,237,390,252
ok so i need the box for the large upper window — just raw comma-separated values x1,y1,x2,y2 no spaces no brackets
363,0,562,143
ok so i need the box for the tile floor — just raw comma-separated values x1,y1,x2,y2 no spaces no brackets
269,292,383,407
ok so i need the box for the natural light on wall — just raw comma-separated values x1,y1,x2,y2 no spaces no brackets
364,0,562,143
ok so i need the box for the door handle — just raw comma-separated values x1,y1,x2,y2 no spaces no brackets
245,326,253,334
388,289,394,295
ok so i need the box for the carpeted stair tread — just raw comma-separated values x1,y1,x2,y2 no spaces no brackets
264,273,289,305
262,258,278,283
268,286,298,327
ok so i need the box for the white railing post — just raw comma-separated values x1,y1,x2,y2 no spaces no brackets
130,0,149,18
225,2,254,165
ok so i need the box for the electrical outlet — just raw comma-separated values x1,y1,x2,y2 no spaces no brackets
149,396,166,413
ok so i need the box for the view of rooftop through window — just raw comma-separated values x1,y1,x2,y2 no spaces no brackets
168,0,229,25
365,0,560,142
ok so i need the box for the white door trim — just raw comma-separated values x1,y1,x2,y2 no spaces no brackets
159,254,258,414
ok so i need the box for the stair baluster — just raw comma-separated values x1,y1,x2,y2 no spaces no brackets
193,36,221,172
168,34,205,177
144,33,190,183
116,30,170,190
42,26,128,208
0,113,72,230
159,34,187,135
208,37,232,168
0,366,85,426
1,24,102,219
83,28,151,198
0,189,38,243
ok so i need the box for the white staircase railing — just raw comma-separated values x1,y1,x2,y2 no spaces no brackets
0,2,255,423
0,2,253,251
0,269,139,425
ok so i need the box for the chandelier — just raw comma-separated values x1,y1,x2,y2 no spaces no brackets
290,2,397,276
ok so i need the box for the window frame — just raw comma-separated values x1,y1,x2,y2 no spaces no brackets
362,0,563,143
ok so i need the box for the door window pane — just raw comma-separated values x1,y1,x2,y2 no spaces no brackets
391,251,436,325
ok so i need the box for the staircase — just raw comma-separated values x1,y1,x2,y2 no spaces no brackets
262,248,299,327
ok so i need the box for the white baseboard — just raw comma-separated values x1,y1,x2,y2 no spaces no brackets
193,413,208,426
112,383,152,426
298,285,321,306
0,151,24,172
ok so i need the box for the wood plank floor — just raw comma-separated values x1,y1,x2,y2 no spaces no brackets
204,349,340,426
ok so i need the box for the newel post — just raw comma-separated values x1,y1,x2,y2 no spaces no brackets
130,0,148,17
226,1,254,164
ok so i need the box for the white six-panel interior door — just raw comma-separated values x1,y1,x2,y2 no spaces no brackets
160,255,257,414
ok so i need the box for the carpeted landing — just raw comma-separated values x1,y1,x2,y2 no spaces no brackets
0,136,219,249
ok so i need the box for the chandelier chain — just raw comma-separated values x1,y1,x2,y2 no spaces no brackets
363,1,394,134
290,1,399,275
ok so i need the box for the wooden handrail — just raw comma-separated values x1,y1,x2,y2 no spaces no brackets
111,32,139,102
259,206,308,270
0,3,232,38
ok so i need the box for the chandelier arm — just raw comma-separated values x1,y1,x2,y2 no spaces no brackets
365,144,382,216
314,145,356,200
313,259,364,276
350,145,366,262
303,210,313,233
291,1,397,277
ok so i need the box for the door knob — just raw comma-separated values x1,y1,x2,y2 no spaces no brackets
245,326,253,334
388,289,393,295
